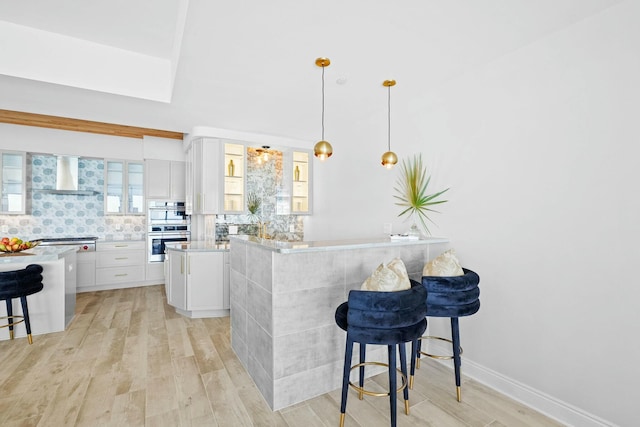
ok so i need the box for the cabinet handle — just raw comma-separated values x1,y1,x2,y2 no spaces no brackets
114,245,129,248
115,257,128,260
115,273,128,277
188,256,191,274
181,256,184,274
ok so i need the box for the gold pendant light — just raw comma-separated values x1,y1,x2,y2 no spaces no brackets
314,57,333,160
381,79,398,169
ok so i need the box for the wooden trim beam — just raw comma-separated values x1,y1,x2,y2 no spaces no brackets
0,109,184,140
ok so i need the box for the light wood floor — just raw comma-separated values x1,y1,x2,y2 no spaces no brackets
0,285,565,426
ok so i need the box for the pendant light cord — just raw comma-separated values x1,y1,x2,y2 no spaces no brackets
321,65,325,141
387,84,391,151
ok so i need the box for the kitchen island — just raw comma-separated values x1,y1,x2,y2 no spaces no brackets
0,246,77,341
228,235,449,410
164,241,230,318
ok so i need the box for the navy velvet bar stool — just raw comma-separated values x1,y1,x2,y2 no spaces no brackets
335,279,427,427
416,268,480,402
0,264,44,344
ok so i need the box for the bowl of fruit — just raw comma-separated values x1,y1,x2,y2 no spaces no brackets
0,237,40,253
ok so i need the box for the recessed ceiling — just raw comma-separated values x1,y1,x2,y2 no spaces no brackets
0,0,187,102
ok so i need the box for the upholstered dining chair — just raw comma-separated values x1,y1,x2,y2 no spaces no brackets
0,264,44,344
334,279,427,427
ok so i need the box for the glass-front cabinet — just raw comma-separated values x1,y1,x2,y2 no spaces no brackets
223,143,245,213
0,151,27,214
190,138,245,215
105,160,144,214
292,150,312,214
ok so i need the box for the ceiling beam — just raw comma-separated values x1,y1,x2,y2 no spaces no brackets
0,109,184,140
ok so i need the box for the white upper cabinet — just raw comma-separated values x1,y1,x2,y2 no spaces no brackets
0,151,27,214
190,138,245,214
145,159,185,201
104,159,144,215
291,150,312,214
223,142,245,214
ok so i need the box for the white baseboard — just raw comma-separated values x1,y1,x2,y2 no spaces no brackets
428,340,616,427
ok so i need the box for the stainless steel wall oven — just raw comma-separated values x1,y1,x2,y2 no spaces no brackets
147,201,190,263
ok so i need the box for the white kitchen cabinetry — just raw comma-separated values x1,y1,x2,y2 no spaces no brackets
185,143,194,215
96,241,145,287
291,150,312,214
0,150,27,214
189,138,245,214
165,246,229,318
77,252,96,290
145,159,185,201
105,160,144,215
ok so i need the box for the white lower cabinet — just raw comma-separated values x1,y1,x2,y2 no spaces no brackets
166,248,229,318
96,241,145,287
76,252,96,289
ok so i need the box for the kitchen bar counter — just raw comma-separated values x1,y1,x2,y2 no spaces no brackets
0,246,77,341
229,235,450,410
230,234,448,253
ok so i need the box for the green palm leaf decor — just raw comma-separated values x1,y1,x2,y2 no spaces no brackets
393,154,449,236
247,192,261,222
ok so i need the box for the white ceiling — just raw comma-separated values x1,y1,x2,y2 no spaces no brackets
0,0,181,58
0,0,624,140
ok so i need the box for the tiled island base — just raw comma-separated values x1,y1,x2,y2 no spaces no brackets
229,236,449,410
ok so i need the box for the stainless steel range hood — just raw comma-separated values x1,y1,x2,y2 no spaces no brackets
36,155,100,196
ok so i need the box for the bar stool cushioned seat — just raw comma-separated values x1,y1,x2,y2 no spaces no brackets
0,264,44,344
418,268,480,401
335,279,427,427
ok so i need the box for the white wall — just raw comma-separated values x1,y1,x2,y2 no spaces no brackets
308,2,638,426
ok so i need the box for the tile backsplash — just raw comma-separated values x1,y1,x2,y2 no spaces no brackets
0,155,145,240
1,151,305,242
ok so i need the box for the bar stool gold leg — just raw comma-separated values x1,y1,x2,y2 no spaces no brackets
28,334,33,345
9,329,14,340
409,375,414,390
457,386,461,402
339,413,345,427
405,400,410,415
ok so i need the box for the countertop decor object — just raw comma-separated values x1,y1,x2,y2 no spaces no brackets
394,153,449,236
0,237,40,253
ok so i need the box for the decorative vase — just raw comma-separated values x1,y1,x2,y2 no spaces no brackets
294,165,300,181
407,222,422,239
228,159,235,177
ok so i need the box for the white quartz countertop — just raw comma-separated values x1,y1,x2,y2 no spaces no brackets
165,241,230,252
0,246,77,264
229,235,449,253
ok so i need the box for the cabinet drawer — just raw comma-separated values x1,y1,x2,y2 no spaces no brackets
96,265,144,285
98,241,145,251
96,250,145,268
